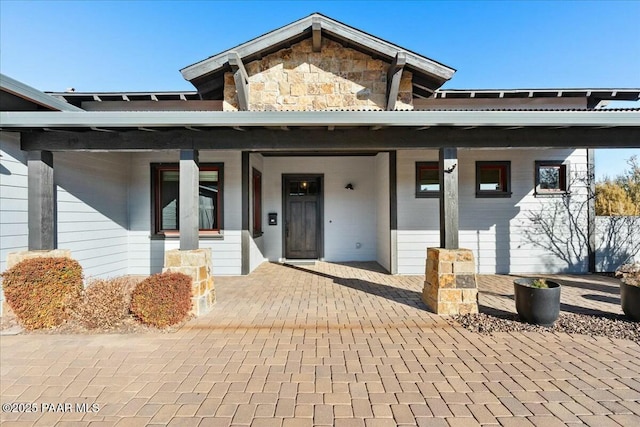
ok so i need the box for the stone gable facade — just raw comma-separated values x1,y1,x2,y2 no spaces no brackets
223,38,413,111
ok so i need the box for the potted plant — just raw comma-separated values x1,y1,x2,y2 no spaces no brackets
513,278,561,327
616,263,640,321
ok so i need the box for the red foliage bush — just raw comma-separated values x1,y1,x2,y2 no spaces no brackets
1,257,83,330
130,272,192,327
73,277,137,329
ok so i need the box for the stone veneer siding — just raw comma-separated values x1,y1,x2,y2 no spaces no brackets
422,248,479,315
163,249,216,317
224,38,413,111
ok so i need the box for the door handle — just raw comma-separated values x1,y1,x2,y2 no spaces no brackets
285,221,289,238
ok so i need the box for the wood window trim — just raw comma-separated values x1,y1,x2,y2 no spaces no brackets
150,162,224,236
535,160,569,197
415,161,440,198
252,168,263,237
476,161,512,198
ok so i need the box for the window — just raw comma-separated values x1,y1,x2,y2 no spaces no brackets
416,162,440,198
252,168,262,237
152,163,223,234
535,161,568,195
476,161,511,198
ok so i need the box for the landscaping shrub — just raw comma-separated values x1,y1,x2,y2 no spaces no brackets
1,257,83,330
73,277,137,329
130,272,192,327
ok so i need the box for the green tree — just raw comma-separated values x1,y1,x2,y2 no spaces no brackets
596,181,638,216
615,155,640,208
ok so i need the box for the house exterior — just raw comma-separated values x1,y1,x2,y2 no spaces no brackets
1,13,639,283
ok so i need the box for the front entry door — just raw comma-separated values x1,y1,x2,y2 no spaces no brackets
283,175,322,259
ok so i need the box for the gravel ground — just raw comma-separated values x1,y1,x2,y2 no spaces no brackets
451,312,640,343
0,310,188,335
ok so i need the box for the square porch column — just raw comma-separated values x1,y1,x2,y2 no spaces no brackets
439,147,459,249
28,150,55,250
179,149,199,250
422,147,477,315
241,151,250,275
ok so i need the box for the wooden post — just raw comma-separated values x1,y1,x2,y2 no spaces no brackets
228,52,250,111
386,52,406,111
28,150,55,250
389,150,398,274
312,17,322,52
587,148,596,272
179,149,199,251
439,147,459,249
241,151,250,275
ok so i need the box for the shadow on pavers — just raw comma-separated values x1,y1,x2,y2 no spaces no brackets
280,262,427,310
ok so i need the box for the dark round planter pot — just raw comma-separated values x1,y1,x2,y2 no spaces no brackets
620,282,640,322
513,278,561,327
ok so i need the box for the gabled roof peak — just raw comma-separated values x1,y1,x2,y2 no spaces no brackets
180,13,455,98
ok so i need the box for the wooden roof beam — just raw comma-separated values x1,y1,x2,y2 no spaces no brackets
312,17,322,52
228,51,250,111
386,52,406,111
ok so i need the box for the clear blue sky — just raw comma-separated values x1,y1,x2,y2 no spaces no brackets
1,0,638,179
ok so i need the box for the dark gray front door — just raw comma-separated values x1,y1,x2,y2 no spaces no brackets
283,175,322,259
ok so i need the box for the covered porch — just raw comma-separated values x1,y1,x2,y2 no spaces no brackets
3,109,639,278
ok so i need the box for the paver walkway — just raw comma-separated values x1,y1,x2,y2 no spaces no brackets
1,262,639,426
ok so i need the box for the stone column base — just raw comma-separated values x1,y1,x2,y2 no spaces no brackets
422,248,478,315
2,249,73,318
163,249,215,317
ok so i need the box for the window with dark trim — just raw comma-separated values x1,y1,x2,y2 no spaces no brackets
535,161,568,195
416,161,440,198
252,168,262,237
476,161,511,198
151,163,224,235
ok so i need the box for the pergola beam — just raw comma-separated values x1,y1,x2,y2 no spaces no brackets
386,52,406,111
228,52,250,111
20,127,640,151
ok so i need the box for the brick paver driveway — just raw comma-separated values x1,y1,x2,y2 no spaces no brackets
2,262,639,426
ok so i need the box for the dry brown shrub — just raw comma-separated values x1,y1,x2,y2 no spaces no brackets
130,272,192,328
2,257,83,330
73,277,137,329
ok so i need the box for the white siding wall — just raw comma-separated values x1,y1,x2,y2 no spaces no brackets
397,148,589,275
262,156,377,262
596,216,640,272
0,139,130,279
249,153,266,272
127,151,242,276
375,153,390,271
397,150,439,274
55,152,130,278
0,132,28,274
